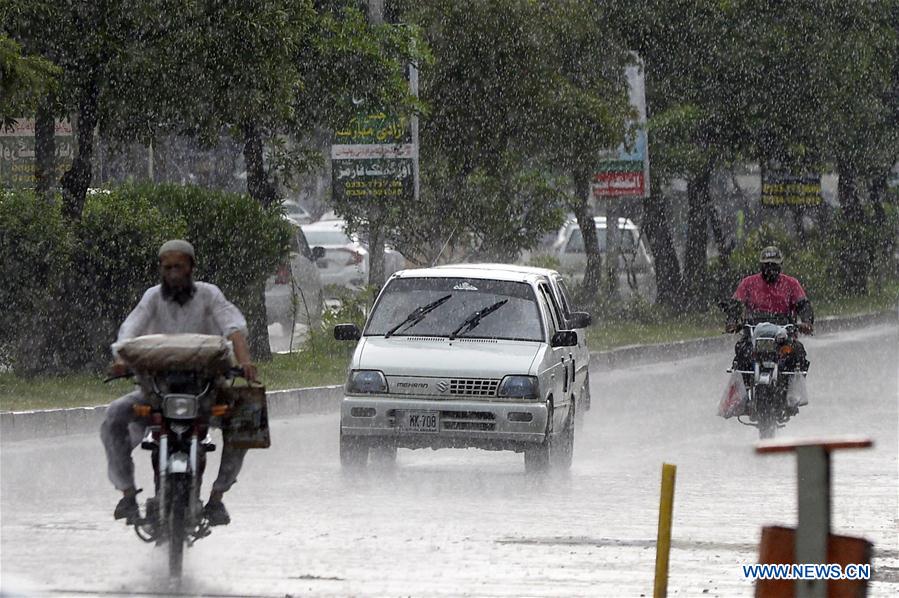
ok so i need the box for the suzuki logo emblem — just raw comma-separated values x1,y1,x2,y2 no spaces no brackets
437,380,449,393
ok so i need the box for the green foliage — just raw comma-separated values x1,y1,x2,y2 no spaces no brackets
0,34,59,124
0,184,288,375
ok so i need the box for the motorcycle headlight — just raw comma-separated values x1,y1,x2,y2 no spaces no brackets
163,394,199,419
497,375,539,400
347,370,388,394
754,338,777,354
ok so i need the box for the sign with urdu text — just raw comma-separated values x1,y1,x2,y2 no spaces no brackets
331,111,415,202
0,118,74,189
761,172,822,207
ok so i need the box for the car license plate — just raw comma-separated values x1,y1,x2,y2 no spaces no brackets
400,410,439,433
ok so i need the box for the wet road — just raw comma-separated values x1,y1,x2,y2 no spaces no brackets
2,323,897,597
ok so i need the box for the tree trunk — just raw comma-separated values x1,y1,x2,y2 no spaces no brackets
836,166,869,295
34,95,56,198
683,165,712,309
641,179,683,309
368,201,386,289
605,199,621,301
241,121,278,359
708,203,731,269
242,122,278,208
60,72,101,220
571,168,602,304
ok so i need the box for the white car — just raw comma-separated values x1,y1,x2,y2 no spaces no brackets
437,263,592,412
281,200,314,224
302,219,407,293
552,216,655,298
302,220,370,292
264,219,325,330
333,266,592,471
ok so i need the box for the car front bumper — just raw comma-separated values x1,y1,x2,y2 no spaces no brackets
340,396,548,451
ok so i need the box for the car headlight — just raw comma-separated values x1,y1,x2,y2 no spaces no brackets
347,370,388,394
497,375,539,400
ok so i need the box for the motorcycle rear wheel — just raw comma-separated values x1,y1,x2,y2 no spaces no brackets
168,474,189,578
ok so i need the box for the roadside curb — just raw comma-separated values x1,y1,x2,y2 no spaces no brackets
590,309,897,371
3,309,895,443
0,384,343,443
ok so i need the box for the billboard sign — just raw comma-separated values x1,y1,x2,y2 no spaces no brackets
0,118,74,189
761,171,822,207
593,60,650,199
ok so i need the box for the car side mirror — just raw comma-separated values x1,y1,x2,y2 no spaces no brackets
569,311,592,329
311,246,326,261
551,330,578,347
334,323,361,341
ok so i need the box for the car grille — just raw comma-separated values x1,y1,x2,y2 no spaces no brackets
449,378,499,396
441,410,496,431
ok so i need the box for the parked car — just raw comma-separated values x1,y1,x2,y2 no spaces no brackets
551,216,655,299
301,219,407,293
264,219,325,330
281,200,314,225
437,263,592,412
332,265,592,471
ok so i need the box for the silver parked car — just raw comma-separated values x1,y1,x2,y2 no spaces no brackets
264,219,325,331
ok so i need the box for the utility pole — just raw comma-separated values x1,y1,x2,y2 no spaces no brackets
366,0,387,290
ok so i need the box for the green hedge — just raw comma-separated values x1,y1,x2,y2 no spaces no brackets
0,185,289,375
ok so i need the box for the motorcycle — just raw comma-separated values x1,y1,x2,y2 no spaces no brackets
107,334,265,578
724,315,809,439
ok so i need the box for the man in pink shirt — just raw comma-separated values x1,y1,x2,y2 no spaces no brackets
725,245,814,377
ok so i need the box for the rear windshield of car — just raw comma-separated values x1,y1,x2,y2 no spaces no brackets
303,228,352,246
365,277,544,342
565,227,637,253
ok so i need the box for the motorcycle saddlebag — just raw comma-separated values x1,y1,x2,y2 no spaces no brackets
219,384,271,449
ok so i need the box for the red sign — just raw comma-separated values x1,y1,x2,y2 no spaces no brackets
592,171,645,198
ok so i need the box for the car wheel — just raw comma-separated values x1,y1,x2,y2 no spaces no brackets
551,403,575,470
339,433,369,468
369,442,397,468
524,401,553,473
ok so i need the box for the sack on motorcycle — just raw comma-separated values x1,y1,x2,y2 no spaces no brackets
718,372,749,418
219,385,271,449
786,373,809,408
113,334,235,374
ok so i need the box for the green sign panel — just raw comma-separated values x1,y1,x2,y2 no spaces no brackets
0,119,74,189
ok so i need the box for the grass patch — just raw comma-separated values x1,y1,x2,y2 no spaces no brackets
0,348,349,412
586,281,898,352
2,283,895,412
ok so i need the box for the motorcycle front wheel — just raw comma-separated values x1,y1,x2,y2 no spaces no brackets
754,386,777,440
168,474,189,578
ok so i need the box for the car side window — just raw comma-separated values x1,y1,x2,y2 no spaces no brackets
538,284,564,333
552,277,573,321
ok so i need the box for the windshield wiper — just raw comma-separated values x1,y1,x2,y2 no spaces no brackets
384,294,453,338
448,299,508,340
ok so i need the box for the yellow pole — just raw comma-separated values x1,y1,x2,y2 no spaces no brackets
654,463,677,598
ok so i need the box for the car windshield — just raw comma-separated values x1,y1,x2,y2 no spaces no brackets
303,228,352,246
565,227,638,253
366,277,544,341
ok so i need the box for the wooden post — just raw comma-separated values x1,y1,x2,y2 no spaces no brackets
654,463,677,598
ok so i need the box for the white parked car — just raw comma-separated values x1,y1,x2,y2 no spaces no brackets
552,216,655,298
264,219,325,330
302,220,370,292
281,200,314,224
302,219,407,293
333,265,592,471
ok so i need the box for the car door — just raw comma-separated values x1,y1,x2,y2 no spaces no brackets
537,282,570,430
552,275,588,393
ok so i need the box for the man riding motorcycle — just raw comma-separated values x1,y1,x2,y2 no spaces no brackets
101,239,258,527
724,245,814,393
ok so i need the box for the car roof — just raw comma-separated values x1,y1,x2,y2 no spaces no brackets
437,262,560,279
392,266,545,284
563,216,638,230
301,220,348,231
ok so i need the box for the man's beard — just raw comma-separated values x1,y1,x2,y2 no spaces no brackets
761,268,781,284
161,279,196,305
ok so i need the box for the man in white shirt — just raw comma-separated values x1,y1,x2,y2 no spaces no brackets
101,240,258,526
